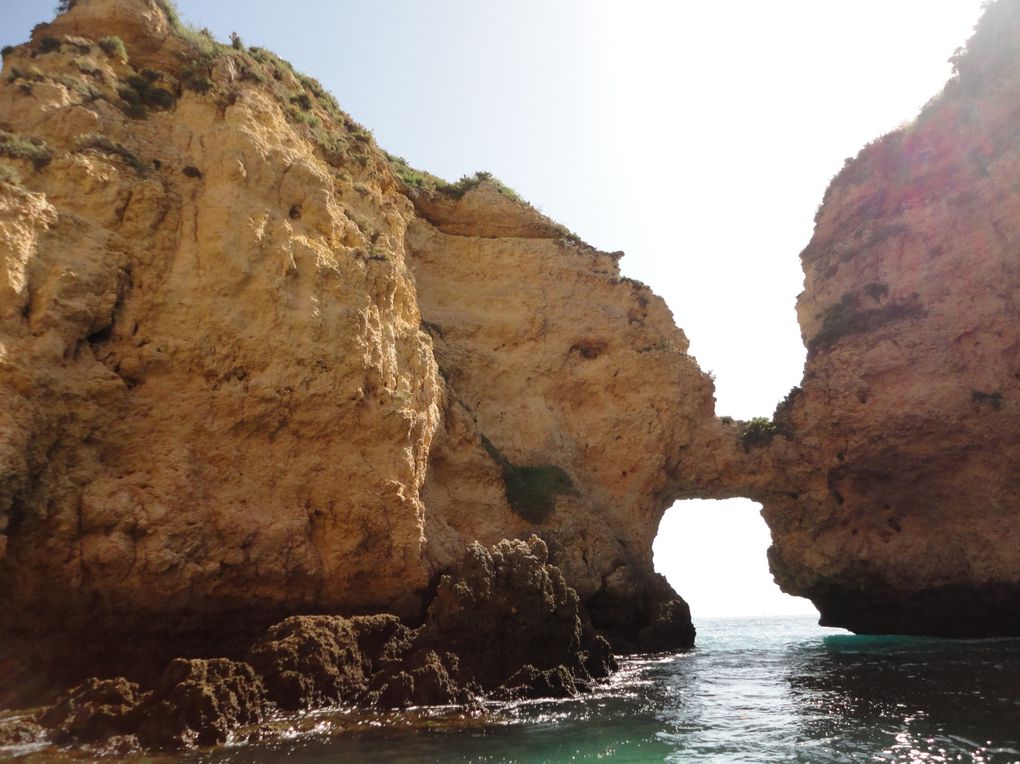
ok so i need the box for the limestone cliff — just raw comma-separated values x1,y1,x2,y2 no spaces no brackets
756,1,1020,636
0,0,727,674
0,0,448,643
404,182,727,646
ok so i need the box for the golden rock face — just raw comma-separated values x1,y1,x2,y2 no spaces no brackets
0,0,441,634
0,0,729,645
1,0,1017,650
756,1,1020,635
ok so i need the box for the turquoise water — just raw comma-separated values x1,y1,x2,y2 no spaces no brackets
7,615,1020,762
196,615,1020,763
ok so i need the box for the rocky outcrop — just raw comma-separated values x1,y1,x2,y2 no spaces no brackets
0,0,441,648
406,184,727,646
28,539,609,750
5,0,1015,726
754,1,1020,636
418,537,616,693
38,658,266,749
0,0,725,678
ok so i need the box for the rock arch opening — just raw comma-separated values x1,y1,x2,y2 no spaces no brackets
654,498,817,620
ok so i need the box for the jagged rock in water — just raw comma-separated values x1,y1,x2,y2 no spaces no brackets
0,716,46,747
418,537,596,691
246,614,411,710
131,658,267,747
37,677,142,744
38,659,267,749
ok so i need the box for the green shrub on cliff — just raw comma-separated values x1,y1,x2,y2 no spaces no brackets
98,36,127,61
73,132,146,172
480,435,575,523
740,417,780,450
385,153,444,191
440,171,522,201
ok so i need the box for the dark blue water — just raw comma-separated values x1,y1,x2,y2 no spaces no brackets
6,615,1020,762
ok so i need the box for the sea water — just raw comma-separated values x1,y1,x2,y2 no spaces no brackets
200,615,1020,764
7,615,1020,763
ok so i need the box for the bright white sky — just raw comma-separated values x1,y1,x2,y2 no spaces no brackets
1,1,987,617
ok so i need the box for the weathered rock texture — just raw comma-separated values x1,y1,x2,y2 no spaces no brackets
29,539,608,750
406,186,720,646
0,0,726,704
755,1,1020,636
0,0,442,644
6,0,1015,714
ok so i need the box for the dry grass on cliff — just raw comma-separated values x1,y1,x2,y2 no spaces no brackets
0,131,52,169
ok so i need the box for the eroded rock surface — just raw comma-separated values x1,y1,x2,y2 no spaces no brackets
0,0,441,647
0,0,724,677
406,187,728,648
32,540,609,750
754,1,1020,636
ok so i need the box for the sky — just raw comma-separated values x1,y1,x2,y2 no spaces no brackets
1,1,987,617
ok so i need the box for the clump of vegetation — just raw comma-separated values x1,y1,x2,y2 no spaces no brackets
311,127,349,167
38,36,62,54
1,46,14,58
51,73,104,102
438,170,522,201
117,71,174,117
98,36,127,61
289,92,313,111
230,32,243,50
0,163,23,188
298,75,342,118
0,131,52,169
385,153,445,191
153,0,182,29
287,107,319,127
7,66,46,85
862,282,889,301
481,435,575,524
180,57,214,93
809,291,926,353
73,132,145,172
773,386,802,430
740,417,780,451
73,56,101,76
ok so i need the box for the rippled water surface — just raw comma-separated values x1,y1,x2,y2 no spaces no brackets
8,615,1020,763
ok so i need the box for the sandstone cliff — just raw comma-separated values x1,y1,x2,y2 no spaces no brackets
0,0,730,687
754,1,1020,636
